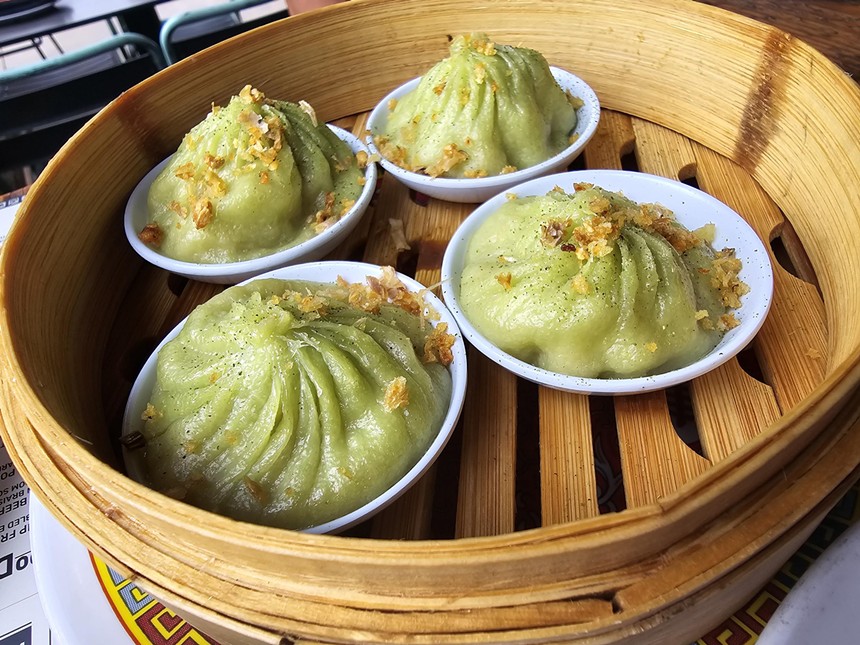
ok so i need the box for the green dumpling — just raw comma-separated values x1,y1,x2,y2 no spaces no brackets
374,33,579,178
137,271,454,529
140,85,364,263
458,184,749,378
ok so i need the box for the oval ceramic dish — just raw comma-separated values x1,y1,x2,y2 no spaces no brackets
440,169,774,395
124,126,378,284
121,261,468,534
365,67,600,203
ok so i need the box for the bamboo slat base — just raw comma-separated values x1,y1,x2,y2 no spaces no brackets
2,1,860,643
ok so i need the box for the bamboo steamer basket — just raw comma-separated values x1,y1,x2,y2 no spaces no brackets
2,0,860,642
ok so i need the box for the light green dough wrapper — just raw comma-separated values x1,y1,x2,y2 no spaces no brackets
138,275,453,530
375,33,578,178
143,86,363,263
459,185,746,378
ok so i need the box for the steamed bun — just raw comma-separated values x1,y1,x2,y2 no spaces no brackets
459,184,748,378
141,86,363,263
374,34,579,178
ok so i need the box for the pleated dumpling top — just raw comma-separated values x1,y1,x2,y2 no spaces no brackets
141,86,364,263
459,184,749,378
375,33,579,178
138,272,454,529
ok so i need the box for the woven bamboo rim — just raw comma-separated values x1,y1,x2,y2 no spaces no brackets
2,0,860,642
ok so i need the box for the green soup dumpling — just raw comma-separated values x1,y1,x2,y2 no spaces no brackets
140,86,364,263
375,33,579,178
138,273,454,530
459,184,749,378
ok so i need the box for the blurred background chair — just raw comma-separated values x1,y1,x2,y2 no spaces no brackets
0,0,64,63
0,33,63,61
160,0,289,65
0,32,165,176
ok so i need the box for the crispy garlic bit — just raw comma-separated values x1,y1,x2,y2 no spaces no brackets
459,86,471,106
374,134,472,177
192,198,214,229
540,218,572,248
535,187,750,327
237,107,284,171
204,153,225,170
711,249,750,308
373,135,408,168
239,84,265,104
496,272,513,290
424,322,455,366
717,313,740,331
138,223,163,247
168,201,187,218
355,150,369,169
571,273,590,295
141,403,162,422
335,266,422,317
174,162,195,180
143,85,287,240
295,292,328,316
297,99,318,126
570,214,622,261
312,192,337,233
474,62,487,84
566,92,584,110
544,190,712,262
389,218,411,252
467,33,497,57
326,268,457,366
383,376,410,412
694,222,717,244
366,266,423,316
425,143,468,178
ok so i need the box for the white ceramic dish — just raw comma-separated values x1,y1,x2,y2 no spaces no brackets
758,520,860,645
121,261,467,534
440,169,774,395
124,126,378,284
366,67,600,203
30,494,137,645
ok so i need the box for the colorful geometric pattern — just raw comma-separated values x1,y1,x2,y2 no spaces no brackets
91,555,218,645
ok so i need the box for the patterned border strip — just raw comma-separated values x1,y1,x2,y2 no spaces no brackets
90,554,217,645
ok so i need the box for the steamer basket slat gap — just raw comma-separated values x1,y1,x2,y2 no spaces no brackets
2,0,860,643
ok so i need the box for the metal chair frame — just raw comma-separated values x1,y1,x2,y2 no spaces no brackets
0,32,166,173
0,32,165,83
159,0,288,65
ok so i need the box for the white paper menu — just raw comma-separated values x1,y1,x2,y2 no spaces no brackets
0,198,53,645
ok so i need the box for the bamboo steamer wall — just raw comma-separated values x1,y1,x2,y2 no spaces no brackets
2,0,860,643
